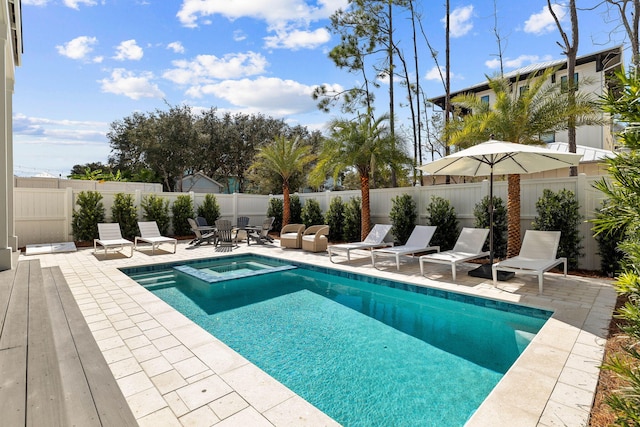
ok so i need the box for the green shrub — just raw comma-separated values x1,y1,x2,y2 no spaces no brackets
343,197,362,243
141,194,170,235
532,188,583,270
389,193,417,245
111,193,138,240
197,194,221,226
325,197,345,242
594,200,626,277
302,199,324,227
267,198,283,232
72,191,105,242
171,195,194,236
290,194,302,224
426,195,461,251
473,196,506,258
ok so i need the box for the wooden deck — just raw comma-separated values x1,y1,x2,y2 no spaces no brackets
0,259,138,427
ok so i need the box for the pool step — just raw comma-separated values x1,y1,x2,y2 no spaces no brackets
173,264,296,283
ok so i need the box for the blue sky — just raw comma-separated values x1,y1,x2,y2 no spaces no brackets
14,0,624,177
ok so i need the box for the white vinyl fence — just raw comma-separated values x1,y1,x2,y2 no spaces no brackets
14,174,607,270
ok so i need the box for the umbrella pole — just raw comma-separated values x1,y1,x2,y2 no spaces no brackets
468,167,514,280
488,168,494,264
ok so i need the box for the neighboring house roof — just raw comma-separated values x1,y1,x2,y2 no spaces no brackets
430,45,623,109
181,172,224,191
546,142,615,163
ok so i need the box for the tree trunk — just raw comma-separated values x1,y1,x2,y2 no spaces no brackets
360,174,371,241
506,173,521,258
282,182,290,228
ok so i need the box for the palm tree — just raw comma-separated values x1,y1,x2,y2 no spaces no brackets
254,136,316,228
446,68,602,257
311,113,410,240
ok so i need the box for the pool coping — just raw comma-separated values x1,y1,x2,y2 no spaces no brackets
31,241,616,426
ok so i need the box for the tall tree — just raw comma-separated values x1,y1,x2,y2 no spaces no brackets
254,136,316,227
446,68,602,257
602,0,640,66
548,0,580,176
310,114,411,240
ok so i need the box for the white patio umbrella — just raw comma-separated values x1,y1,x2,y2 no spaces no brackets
418,139,583,279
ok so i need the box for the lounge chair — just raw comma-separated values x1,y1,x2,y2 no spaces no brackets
188,218,216,246
247,217,275,245
491,230,567,294
280,224,305,249
328,224,393,263
215,219,239,249
302,225,330,253
419,227,490,280
235,216,250,242
134,221,177,254
371,225,438,270
94,223,134,258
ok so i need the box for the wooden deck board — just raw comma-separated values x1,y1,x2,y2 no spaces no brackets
45,266,137,427
0,261,29,426
0,260,138,427
27,259,68,426
42,267,102,427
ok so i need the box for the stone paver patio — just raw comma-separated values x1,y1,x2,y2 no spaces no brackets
28,239,616,426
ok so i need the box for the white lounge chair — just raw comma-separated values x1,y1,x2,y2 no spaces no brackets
492,230,567,294
135,221,177,254
371,225,438,270
419,227,490,280
94,223,134,258
328,224,393,263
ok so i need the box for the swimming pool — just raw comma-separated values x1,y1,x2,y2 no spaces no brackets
122,254,551,426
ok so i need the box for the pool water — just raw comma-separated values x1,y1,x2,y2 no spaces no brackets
123,255,551,426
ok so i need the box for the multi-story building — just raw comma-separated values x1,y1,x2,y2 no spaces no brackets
429,45,623,152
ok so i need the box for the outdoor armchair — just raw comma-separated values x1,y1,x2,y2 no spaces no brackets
280,224,305,249
302,225,330,253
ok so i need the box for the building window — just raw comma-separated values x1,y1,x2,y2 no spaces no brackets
540,132,555,143
480,95,489,105
519,85,529,95
561,73,579,92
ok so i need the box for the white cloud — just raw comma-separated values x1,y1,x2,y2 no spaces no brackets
12,113,107,143
63,0,97,9
167,41,185,54
113,39,144,61
176,0,347,28
56,36,98,60
187,76,322,116
444,5,474,38
424,65,459,82
264,26,330,50
163,51,268,85
233,30,247,42
99,68,165,100
524,4,566,35
485,55,542,69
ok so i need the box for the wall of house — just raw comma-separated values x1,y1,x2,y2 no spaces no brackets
471,60,613,150
14,174,608,270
